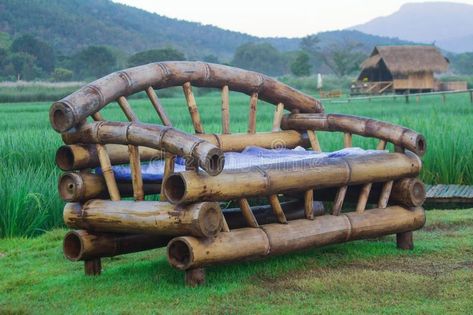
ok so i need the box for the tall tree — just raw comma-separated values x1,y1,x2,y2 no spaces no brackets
127,47,185,67
232,43,286,76
290,51,312,77
11,34,55,73
3,52,40,80
73,46,117,78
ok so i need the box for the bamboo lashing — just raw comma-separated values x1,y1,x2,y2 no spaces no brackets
272,103,285,132
307,130,321,152
117,96,144,201
183,82,204,133
268,194,288,224
248,92,258,134
221,85,230,134
146,87,172,126
378,180,394,208
238,198,259,228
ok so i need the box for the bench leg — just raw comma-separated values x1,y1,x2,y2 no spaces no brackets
185,268,206,287
396,231,414,250
84,258,102,276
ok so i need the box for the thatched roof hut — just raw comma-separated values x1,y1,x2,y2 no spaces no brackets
356,45,449,93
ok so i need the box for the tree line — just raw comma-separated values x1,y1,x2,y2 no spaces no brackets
1,32,472,82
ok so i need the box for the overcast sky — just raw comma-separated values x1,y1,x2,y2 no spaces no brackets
113,1,472,37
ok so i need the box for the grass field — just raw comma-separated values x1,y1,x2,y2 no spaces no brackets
1,209,472,314
1,90,473,237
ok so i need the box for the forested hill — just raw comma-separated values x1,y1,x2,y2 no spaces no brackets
0,0,299,59
0,0,408,60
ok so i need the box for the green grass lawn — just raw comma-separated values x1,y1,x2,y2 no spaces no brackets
1,209,472,314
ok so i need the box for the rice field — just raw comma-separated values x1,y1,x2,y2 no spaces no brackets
0,90,472,237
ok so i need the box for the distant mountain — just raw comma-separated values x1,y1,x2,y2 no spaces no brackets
351,2,473,53
0,0,412,60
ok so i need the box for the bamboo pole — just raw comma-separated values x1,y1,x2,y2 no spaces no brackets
167,206,426,270
64,201,223,237
272,103,284,132
307,130,321,152
96,144,121,201
248,92,258,134
183,82,204,134
160,153,175,202
163,152,422,204
268,195,287,224
304,190,314,220
378,180,394,208
63,230,172,261
58,172,161,202
238,198,259,228
332,186,347,216
281,113,426,156
355,183,372,213
61,121,224,176
50,62,322,133
146,87,172,126
55,144,164,171
221,85,230,134
343,133,352,148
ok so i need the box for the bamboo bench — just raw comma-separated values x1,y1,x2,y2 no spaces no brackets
50,61,427,286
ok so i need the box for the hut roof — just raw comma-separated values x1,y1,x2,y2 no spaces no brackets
360,45,449,74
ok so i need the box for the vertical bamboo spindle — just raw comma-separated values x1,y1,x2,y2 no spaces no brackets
344,132,353,148
183,82,204,134
378,180,394,208
307,130,321,152
377,139,387,150
160,154,175,202
91,112,104,121
238,198,259,228
96,144,121,201
304,190,314,220
248,92,258,134
221,211,230,232
221,85,230,134
272,103,285,132
332,186,347,216
117,96,144,201
146,87,172,126
355,183,372,213
268,195,288,224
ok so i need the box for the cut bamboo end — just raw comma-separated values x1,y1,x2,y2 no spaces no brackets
183,82,204,134
50,101,75,132
248,92,258,134
146,87,172,127
221,85,230,134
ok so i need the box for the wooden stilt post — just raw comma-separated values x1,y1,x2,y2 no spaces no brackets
84,258,102,276
396,231,414,250
185,268,206,286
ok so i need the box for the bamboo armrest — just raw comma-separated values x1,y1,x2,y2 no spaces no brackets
281,113,426,156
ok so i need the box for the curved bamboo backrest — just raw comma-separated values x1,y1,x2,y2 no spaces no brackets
50,61,323,133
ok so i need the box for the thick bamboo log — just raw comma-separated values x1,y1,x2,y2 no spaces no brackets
197,130,308,152
58,172,161,202
221,85,230,134
145,87,172,126
61,121,224,176
281,113,426,156
50,61,322,132
167,206,425,269
224,200,325,229
183,82,204,134
302,178,426,208
163,152,421,204
248,92,258,134
64,200,223,237
63,230,171,261
55,144,164,171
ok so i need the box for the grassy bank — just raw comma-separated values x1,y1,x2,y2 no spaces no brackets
1,209,472,314
1,92,473,237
